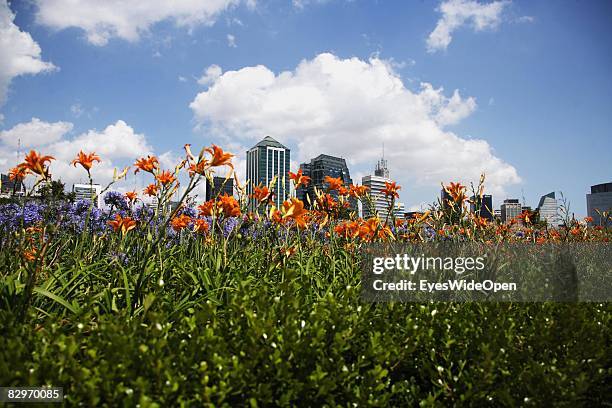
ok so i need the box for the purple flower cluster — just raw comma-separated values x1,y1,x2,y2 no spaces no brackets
0,201,45,230
104,191,128,211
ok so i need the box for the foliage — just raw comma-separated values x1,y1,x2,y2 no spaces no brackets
0,146,610,406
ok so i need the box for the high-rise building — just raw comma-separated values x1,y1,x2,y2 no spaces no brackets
586,182,612,226
537,192,560,226
205,176,233,201
470,194,493,220
246,136,290,209
362,157,401,220
0,173,25,197
72,183,102,208
500,199,521,224
296,154,356,211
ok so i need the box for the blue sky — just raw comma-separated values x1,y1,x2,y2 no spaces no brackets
1,0,611,216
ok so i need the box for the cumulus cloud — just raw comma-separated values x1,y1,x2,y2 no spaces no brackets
189,53,520,197
0,119,155,190
0,117,73,148
35,0,249,46
0,1,56,107
427,0,509,52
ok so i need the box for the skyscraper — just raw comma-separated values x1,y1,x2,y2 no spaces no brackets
73,183,102,208
362,157,403,220
500,199,521,224
470,194,493,220
586,182,612,226
205,176,233,201
246,136,290,209
296,154,356,211
537,192,560,226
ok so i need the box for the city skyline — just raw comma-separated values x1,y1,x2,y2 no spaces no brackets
0,1,611,216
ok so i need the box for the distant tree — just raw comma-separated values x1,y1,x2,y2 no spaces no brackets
38,180,75,202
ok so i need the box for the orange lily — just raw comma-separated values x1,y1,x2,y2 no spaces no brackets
281,198,308,228
156,170,176,185
20,150,54,179
218,194,241,217
143,183,158,197
108,214,137,235
134,155,159,174
444,182,467,204
72,151,101,172
349,184,369,198
324,176,343,191
251,185,274,204
382,181,401,198
205,145,234,169
193,218,210,234
8,166,28,181
125,191,138,202
171,214,192,232
288,169,310,188
198,200,215,217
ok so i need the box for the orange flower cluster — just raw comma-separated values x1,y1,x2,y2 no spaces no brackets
197,195,241,218
171,214,192,232
108,214,137,235
335,218,393,242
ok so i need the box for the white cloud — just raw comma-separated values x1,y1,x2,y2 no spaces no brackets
189,53,520,197
35,0,248,46
197,64,223,86
0,117,73,148
292,0,331,9
0,1,56,107
226,33,237,48
516,15,534,23
70,103,84,118
178,75,187,82
427,0,509,53
0,119,154,189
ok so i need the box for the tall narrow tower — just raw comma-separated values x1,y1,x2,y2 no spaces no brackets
374,144,389,178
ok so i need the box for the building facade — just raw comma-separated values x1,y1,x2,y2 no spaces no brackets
246,136,290,209
470,194,493,220
295,154,356,211
537,192,560,226
205,176,233,201
500,199,521,224
72,183,102,208
362,157,402,220
586,182,612,226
